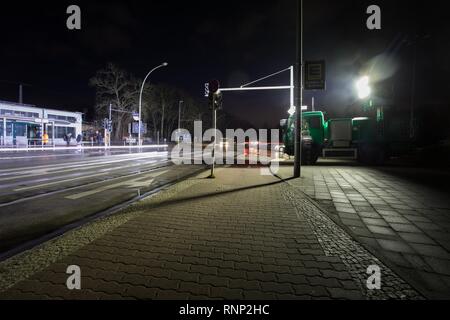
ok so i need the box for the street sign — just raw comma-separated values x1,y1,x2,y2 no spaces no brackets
131,122,147,134
204,83,209,97
304,60,326,90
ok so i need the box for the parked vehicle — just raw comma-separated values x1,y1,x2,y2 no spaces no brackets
281,108,415,165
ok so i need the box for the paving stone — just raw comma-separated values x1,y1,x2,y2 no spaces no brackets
362,218,389,227
422,257,450,276
398,233,436,245
410,243,450,259
377,239,415,254
0,167,425,301
367,225,397,236
327,288,364,300
389,223,422,233
293,284,329,297
210,287,243,299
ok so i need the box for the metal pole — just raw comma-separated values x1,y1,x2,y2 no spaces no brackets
294,0,303,178
109,103,112,122
210,104,217,178
138,62,168,147
409,42,417,139
19,84,23,104
178,100,183,141
312,96,315,111
52,121,55,148
290,66,294,108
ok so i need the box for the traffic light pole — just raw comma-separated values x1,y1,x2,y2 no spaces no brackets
210,104,217,179
294,0,303,178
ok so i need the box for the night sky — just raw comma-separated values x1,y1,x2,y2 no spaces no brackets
1,0,449,127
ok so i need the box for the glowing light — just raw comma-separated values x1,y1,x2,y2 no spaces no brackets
356,76,371,99
288,106,296,116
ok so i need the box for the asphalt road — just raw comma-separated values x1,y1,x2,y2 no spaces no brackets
0,148,205,255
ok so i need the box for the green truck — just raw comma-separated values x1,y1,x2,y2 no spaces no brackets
282,108,413,165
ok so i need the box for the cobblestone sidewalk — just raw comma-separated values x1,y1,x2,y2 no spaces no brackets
278,164,450,299
0,168,421,300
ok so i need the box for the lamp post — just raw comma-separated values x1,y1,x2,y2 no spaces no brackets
138,62,168,146
178,100,184,142
294,0,303,178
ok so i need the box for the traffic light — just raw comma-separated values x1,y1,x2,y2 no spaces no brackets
103,118,113,132
209,91,223,110
208,79,222,110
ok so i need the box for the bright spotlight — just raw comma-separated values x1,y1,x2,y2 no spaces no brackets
356,76,371,99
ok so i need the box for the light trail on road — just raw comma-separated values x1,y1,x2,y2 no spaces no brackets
0,149,206,255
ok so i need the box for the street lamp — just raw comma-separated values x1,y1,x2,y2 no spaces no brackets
178,100,184,142
356,76,371,99
138,62,168,146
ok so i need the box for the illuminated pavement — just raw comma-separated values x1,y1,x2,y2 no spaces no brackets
0,167,420,300
278,160,450,299
0,148,205,255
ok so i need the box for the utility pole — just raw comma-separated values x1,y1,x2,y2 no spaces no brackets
161,104,165,143
211,104,217,178
178,100,184,141
19,84,23,104
409,41,417,139
294,0,303,178
207,80,221,179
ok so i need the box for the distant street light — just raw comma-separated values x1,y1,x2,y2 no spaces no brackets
138,62,168,146
356,76,371,99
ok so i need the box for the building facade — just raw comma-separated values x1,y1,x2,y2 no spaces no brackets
0,100,82,147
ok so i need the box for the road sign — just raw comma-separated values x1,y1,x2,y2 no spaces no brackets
304,60,326,90
131,122,147,134
204,83,209,97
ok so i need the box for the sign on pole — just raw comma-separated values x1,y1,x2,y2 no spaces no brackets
304,60,326,90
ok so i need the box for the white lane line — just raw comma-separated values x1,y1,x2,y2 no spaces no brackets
0,144,169,153
0,154,167,182
0,151,168,174
11,160,160,192
65,170,168,200
0,163,172,208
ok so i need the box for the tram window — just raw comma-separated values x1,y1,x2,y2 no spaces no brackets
55,127,66,138
67,127,75,136
1,109,14,116
55,126,76,138
0,122,3,137
6,123,12,136
15,123,26,136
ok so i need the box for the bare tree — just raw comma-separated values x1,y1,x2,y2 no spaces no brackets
89,63,140,141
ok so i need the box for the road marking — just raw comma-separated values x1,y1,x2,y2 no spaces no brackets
65,170,168,200
10,160,162,191
0,164,172,208
0,151,168,174
0,157,160,182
